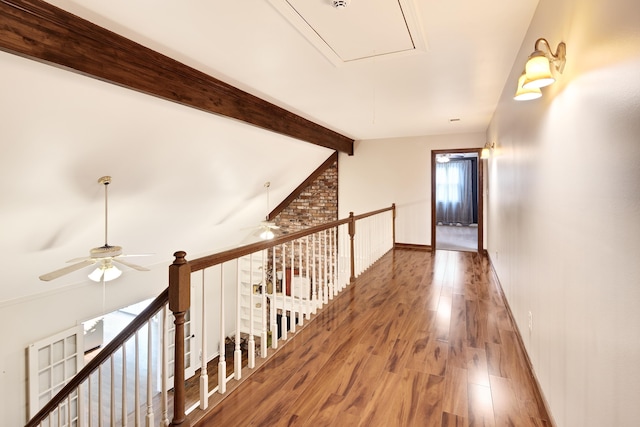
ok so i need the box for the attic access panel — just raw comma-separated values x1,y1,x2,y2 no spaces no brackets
270,0,427,65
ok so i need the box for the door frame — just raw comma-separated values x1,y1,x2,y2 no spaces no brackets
431,148,484,253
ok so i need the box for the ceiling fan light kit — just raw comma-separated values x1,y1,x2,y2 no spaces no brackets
88,261,122,282
38,176,150,283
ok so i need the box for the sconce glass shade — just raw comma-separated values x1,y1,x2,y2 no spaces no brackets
514,72,542,101
481,148,490,159
523,51,555,89
88,263,122,282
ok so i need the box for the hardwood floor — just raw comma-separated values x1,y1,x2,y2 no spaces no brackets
191,248,552,426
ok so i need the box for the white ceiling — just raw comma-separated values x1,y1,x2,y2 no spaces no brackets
0,0,538,302
269,0,427,64
44,0,539,140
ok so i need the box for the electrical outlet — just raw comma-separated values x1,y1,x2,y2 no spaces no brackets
528,311,532,332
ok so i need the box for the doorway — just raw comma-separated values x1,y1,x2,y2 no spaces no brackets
431,148,484,253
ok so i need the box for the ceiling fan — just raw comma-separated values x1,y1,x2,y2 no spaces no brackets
246,182,281,240
39,176,150,282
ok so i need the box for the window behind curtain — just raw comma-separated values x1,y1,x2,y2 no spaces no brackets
436,159,475,225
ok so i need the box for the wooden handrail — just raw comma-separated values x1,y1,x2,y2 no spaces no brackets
188,205,394,273
26,289,170,427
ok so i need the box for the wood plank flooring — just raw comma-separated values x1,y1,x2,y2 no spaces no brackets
191,249,552,426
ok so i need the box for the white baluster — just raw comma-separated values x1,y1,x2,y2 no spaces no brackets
329,228,335,298
122,343,127,427
161,306,169,426
78,383,84,427
297,239,305,325
134,331,140,427
146,319,154,427
88,374,93,427
98,365,103,427
200,270,209,410
312,233,318,312
271,248,278,350
289,241,296,334
218,265,226,394
248,253,256,368
330,227,336,294
281,244,288,341
304,236,313,319
318,231,323,305
323,230,329,305
235,259,242,381
67,395,72,427
110,355,115,426
260,249,268,359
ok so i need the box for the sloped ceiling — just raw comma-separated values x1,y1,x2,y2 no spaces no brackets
0,0,538,303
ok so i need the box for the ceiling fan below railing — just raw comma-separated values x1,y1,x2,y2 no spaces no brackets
39,176,151,282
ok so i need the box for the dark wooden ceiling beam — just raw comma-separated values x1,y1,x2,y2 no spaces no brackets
0,0,354,155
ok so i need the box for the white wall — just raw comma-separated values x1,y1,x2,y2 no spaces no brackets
486,0,640,426
339,133,485,246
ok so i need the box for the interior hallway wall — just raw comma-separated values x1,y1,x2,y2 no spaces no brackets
486,0,640,425
339,132,486,246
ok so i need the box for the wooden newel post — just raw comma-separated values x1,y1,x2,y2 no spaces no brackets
348,212,356,283
392,203,396,247
169,251,191,427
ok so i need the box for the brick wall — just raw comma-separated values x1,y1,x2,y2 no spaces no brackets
273,159,338,233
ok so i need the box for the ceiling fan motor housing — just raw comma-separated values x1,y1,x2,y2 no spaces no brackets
90,245,123,258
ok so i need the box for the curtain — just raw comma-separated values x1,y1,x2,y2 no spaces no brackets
436,159,474,225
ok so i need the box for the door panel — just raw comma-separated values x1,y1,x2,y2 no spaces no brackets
28,324,84,424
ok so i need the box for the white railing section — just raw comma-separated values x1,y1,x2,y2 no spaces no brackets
27,205,395,427
26,289,171,427
184,206,395,414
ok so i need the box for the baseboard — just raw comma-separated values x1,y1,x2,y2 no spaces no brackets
394,243,432,251
486,255,556,426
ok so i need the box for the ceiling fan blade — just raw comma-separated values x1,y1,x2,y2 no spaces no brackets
66,256,90,263
39,259,97,281
112,258,150,272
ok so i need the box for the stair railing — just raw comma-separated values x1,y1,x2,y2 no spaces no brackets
172,204,395,422
26,289,171,427
26,204,395,427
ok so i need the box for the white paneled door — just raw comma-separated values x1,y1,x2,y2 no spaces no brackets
27,324,84,423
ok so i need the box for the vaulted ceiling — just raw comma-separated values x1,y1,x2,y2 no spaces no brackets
0,0,538,302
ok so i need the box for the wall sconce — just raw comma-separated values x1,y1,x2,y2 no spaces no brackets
481,142,495,159
514,38,566,101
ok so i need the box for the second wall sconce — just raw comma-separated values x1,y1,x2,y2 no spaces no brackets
514,38,566,101
481,142,495,159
